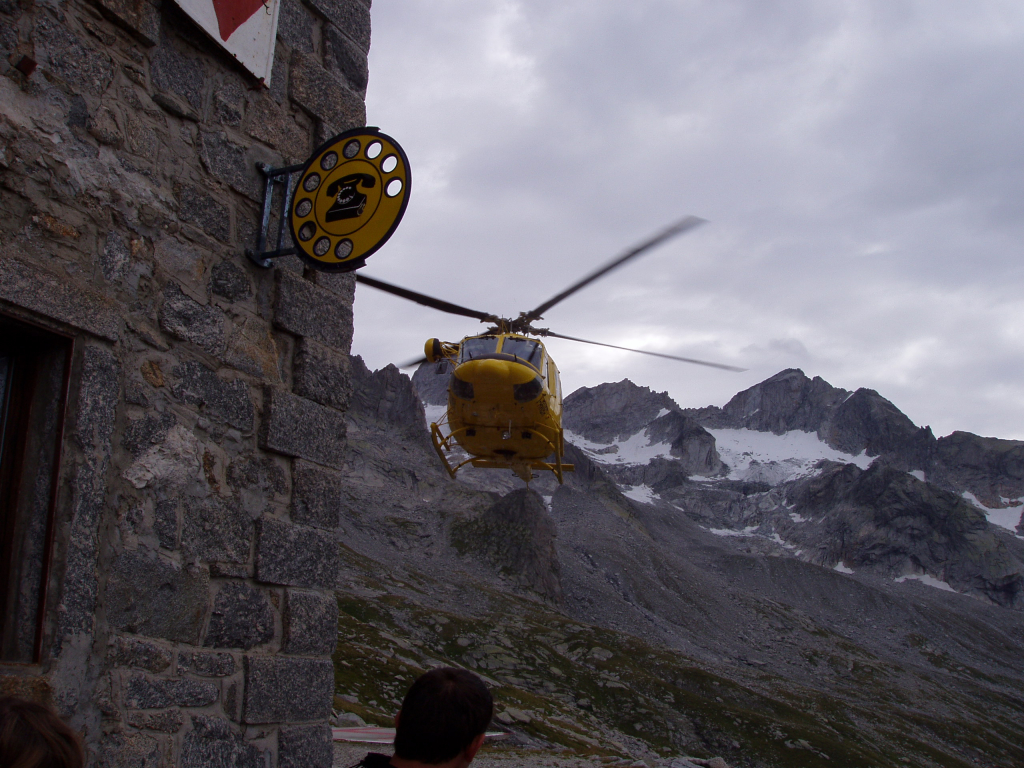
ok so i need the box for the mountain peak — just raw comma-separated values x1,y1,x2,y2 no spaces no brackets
563,379,680,443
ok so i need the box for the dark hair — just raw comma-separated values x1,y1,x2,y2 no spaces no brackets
393,668,493,764
0,697,84,768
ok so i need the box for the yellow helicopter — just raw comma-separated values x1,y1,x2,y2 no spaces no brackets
355,216,744,483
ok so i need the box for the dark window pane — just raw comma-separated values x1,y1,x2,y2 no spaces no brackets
499,338,543,368
459,336,499,362
0,316,72,662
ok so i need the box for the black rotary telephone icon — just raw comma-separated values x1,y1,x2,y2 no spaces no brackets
325,173,376,222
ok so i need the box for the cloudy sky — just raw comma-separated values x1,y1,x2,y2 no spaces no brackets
351,0,1024,440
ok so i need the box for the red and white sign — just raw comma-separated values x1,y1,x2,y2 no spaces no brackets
172,0,281,84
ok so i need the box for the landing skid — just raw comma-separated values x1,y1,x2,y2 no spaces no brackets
429,423,575,484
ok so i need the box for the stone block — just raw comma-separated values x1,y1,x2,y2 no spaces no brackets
308,269,356,301
244,95,309,162
294,338,350,412
91,0,161,44
159,283,227,354
126,709,185,733
259,389,347,469
279,724,333,768
59,507,102,644
109,635,172,673
175,185,230,243
0,253,120,341
153,498,178,550
228,451,288,516
181,715,262,768
181,496,252,564
124,672,218,708
199,130,265,201
277,0,315,53
122,412,176,457
55,352,117,647
102,231,131,283
34,16,114,95
283,590,338,656
74,345,120,452
307,0,371,53
274,269,354,351
122,423,201,490
97,731,162,768
171,360,254,431
291,460,342,530
104,550,209,644
123,110,159,158
208,562,251,578
151,42,205,116
227,452,288,497
269,54,288,104
324,24,368,93
204,582,275,650
56,348,119,649
242,656,333,723
224,317,281,381
255,518,339,589
289,50,365,132
154,237,207,288
89,106,124,147
178,650,235,677
214,78,244,127
210,260,252,301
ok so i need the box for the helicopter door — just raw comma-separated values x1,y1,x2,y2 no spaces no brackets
549,361,561,401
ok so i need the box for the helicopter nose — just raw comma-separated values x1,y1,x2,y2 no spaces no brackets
459,358,536,385
471,359,511,383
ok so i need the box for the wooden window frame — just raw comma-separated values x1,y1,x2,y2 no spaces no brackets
0,312,74,664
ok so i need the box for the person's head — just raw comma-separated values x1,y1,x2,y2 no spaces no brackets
393,668,493,765
0,697,83,768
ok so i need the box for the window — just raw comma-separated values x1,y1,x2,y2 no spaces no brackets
458,336,499,362
499,337,544,369
0,314,73,663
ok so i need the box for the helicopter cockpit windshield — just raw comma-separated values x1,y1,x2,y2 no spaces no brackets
459,336,499,362
500,337,543,369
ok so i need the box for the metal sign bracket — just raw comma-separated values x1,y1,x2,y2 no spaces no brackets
246,161,305,269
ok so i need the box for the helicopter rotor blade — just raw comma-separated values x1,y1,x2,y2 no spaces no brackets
397,356,429,370
541,330,746,372
356,274,497,323
521,215,706,322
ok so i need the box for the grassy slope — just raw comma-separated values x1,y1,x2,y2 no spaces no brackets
332,546,1023,768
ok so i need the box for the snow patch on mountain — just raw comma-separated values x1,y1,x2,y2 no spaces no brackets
709,428,874,483
708,525,759,537
622,484,658,504
564,428,674,465
961,491,1024,532
895,573,956,592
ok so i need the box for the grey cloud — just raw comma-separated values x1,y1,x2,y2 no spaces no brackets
355,0,1024,440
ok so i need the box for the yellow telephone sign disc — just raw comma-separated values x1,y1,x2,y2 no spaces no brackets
289,127,411,272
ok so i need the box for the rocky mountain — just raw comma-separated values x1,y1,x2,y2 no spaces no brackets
563,371,1024,608
331,360,1024,768
685,368,1024,508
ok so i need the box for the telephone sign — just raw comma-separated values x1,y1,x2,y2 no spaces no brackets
289,128,411,273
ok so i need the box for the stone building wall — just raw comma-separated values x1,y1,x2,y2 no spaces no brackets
0,0,369,765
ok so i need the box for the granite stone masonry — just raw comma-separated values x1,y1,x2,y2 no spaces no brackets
0,0,370,764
